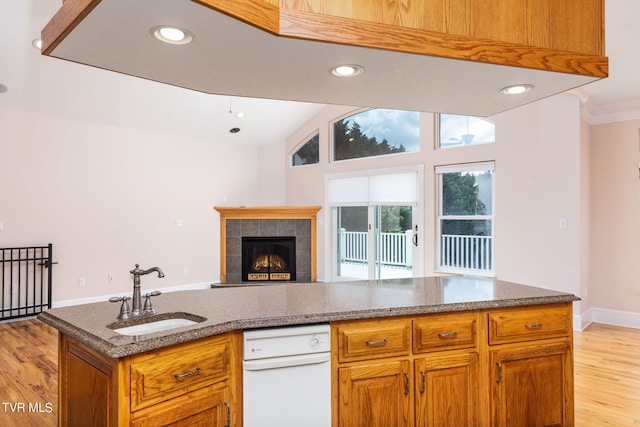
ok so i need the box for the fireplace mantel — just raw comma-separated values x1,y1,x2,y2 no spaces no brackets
214,206,322,283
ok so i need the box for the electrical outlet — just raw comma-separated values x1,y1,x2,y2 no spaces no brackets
183,267,189,276
11,283,17,293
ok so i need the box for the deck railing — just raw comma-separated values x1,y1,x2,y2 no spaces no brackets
339,230,493,272
339,229,413,267
440,234,493,271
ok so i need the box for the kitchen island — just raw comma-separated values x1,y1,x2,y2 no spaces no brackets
39,276,579,426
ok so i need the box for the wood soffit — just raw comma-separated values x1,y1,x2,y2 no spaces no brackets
40,0,608,117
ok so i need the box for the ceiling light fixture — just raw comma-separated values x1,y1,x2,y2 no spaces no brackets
500,84,534,95
331,64,364,77
151,26,194,45
230,127,240,133
32,38,42,50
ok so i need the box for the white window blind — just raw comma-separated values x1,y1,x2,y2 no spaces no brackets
326,169,420,206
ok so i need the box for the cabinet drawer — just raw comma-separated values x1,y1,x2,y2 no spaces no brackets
130,337,230,412
130,382,231,427
488,304,571,345
413,312,479,353
335,319,411,363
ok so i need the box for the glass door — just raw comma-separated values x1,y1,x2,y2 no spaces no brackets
335,205,416,281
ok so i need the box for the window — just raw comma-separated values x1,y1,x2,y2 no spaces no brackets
326,167,424,280
333,109,419,161
438,114,495,148
436,162,494,274
291,133,319,166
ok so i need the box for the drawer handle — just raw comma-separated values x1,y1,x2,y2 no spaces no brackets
173,367,201,379
524,322,543,329
403,372,410,395
437,332,458,338
365,339,388,346
224,401,231,427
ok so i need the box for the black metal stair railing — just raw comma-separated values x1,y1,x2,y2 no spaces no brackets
1,244,54,320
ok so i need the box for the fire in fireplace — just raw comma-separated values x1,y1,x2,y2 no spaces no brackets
242,237,296,282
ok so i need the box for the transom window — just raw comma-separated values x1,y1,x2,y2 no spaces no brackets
291,132,320,166
436,162,495,274
332,109,420,161
438,114,495,148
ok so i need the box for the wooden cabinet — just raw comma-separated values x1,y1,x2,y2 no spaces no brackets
488,305,574,427
58,331,242,427
332,303,575,427
413,312,481,427
334,319,412,426
414,352,480,427
332,313,481,427
338,360,412,427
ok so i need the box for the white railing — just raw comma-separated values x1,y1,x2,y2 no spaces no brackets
340,231,493,271
341,230,368,263
440,234,492,271
340,229,413,267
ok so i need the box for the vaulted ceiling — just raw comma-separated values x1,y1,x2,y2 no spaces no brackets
2,0,639,147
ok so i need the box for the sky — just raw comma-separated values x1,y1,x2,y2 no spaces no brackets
348,109,420,151
345,110,495,151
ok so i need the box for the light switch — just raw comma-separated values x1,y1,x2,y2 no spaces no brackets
176,219,184,227
559,218,568,229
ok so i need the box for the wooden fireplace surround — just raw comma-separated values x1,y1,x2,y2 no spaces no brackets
214,206,322,283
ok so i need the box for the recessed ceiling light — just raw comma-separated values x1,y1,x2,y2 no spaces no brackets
150,26,194,45
500,84,533,95
331,64,364,77
235,112,245,119
230,127,240,134
32,38,42,50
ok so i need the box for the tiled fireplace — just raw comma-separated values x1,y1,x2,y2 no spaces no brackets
214,206,321,283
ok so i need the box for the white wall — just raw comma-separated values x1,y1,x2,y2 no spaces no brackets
284,95,589,321
0,108,267,305
590,117,640,327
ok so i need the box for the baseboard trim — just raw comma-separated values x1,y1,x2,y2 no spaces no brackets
51,281,213,308
575,307,640,331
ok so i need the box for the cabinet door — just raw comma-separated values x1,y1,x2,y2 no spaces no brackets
490,341,573,427
414,352,480,427
61,337,121,427
131,383,232,427
338,360,412,427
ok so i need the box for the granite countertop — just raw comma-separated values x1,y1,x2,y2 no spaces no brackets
37,275,579,358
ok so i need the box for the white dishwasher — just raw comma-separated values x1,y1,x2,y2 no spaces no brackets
243,324,331,427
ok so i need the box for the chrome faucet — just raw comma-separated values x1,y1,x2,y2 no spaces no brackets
130,264,164,316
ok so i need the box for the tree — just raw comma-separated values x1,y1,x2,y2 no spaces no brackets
441,172,490,236
334,119,406,161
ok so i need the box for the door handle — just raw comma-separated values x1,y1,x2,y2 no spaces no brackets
413,225,418,246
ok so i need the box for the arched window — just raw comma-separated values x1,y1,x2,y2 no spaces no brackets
332,109,420,161
291,132,320,166
438,114,495,148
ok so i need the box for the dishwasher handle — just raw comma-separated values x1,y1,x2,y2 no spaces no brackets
243,352,330,371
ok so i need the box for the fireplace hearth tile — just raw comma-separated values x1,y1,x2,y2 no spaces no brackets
241,219,260,235
259,220,278,236
295,219,311,236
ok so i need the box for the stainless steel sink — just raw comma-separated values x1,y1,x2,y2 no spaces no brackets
107,312,206,336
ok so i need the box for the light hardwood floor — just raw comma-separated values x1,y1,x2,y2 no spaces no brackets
0,319,638,426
